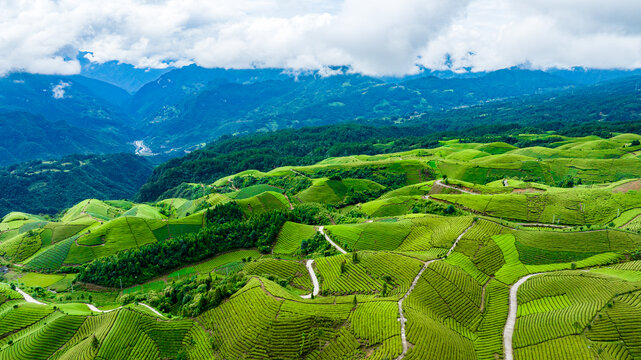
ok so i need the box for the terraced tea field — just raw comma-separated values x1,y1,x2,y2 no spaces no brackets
2,135,641,359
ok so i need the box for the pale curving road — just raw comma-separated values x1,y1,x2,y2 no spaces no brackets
503,273,544,360
395,221,476,360
9,284,164,317
86,303,118,313
14,286,46,305
434,179,477,194
86,302,163,316
139,303,165,317
318,226,347,254
395,259,437,360
300,259,320,299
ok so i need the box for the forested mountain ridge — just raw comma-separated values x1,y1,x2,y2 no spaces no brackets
408,74,641,130
0,73,137,166
2,67,639,214
131,67,577,154
0,112,131,167
0,72,132,130
0,153,152,216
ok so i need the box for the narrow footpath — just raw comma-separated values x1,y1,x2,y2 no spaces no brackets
395,221,476,360
9,284,164,317
300,259,320,299
318,226,347,254
434,179,477,194
621,213,641,229
503,273,543,360
395,259,437,360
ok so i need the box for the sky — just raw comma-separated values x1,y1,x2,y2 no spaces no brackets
1,0,641,76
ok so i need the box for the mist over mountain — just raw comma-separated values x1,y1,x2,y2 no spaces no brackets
77,54,173,94
0,72,133,130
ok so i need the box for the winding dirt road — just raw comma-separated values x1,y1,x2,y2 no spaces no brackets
86,302,163,316
9,284,164,316
300,259,320,299
318,226,347,254
395,221,476,360
86,303,117,313
434,179,477,194
139,303,164,317
503,273,543,360
446,223,474,258
395,259,437,360
299,226,347,299
14,286,46,305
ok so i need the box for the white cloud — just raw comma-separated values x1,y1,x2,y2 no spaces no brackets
0,0,640,77
51,81,71,99
418,0,641,72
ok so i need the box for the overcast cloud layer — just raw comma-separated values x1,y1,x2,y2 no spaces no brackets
2,0,641,76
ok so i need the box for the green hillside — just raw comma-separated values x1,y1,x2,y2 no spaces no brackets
2,136,641,359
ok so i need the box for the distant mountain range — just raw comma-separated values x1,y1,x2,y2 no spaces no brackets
128,66,577,155
2,63,640,213
77,53,173,94
1,65,641,167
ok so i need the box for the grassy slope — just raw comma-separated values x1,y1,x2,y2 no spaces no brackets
3,135,641,359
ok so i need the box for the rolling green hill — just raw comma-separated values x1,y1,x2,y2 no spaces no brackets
2,136,641,359
137,122,641,204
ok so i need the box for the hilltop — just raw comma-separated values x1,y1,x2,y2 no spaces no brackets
1,135,641,359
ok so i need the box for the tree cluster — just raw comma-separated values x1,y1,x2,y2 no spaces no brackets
78,202,287,287
123,273,247,317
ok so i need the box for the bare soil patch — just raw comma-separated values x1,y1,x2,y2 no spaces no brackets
512,188,544,194
613,179,641,193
